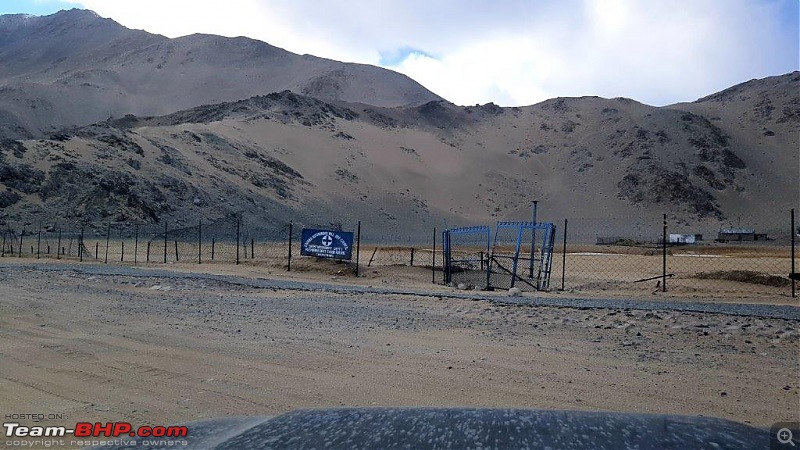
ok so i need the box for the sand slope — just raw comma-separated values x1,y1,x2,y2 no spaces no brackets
0,9,441,138
1,74,797,239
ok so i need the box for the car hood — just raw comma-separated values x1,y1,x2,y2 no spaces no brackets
96,407,769,449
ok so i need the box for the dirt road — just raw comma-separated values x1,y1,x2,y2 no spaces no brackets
0,262,797,448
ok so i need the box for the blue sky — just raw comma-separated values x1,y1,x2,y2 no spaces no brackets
0,0,76,15
2,0,798,106
379,47,437,67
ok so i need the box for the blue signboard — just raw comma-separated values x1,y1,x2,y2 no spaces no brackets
300,228,354,260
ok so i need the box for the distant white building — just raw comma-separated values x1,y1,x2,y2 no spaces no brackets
669,234,702,244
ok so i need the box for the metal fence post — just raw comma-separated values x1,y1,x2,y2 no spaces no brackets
164,221,168,264
410,247,415,267
432,227,436,284
1,230,5,257
198,219,202,264
175,240,179,262
104,223,110,264
530,200,538,278
251,238,254,260
443,229,450,284
36,222,41,259
18,227,24,258
662,213,667,292
134,224,139,265
236,215,240,265
485,226,492,290
79,226,83,262
211,237,215,261
792,208,796,298
287,222,292,272
57,228,62,260
356,221,361,277
509,226,525,289
562,218,568,291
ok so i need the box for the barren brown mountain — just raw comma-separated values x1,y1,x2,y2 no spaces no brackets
0,10,797,239
0,9,441,139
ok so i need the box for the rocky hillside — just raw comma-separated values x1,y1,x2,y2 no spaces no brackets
0,73,797,239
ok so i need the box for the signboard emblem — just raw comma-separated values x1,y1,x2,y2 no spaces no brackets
301,228,354,260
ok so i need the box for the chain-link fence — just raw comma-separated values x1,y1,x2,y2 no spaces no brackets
0,215,293,267
442,226,491,290
1,210,797,299
1,225,86,260
0,216,447,280
552,210,798,299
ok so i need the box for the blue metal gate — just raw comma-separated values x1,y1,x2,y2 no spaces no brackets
442,226,491,289
488,221,555,291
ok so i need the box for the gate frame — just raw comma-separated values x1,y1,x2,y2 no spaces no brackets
443,222,556,291
488,221,556,291
442,226,491,287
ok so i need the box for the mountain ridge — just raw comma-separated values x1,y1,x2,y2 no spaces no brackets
0,9,442,139
0,9,796,238
1,72,796,238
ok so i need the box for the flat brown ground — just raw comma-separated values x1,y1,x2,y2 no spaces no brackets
0,260,797,448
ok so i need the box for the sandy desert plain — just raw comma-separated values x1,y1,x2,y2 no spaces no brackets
0,253,798,448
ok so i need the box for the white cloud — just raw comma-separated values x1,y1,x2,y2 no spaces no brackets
63,0,799,106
